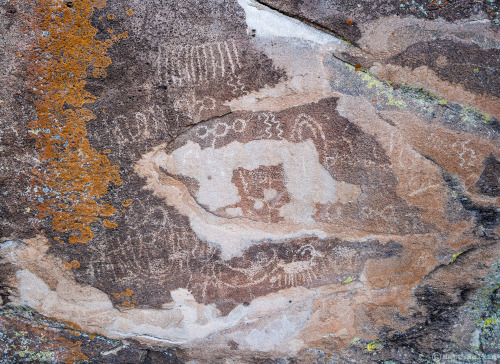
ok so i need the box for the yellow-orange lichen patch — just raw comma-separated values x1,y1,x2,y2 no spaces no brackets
110,288,135,307
63,260,81,270
122,199,133,207
126,9,133,16
103,219,117,228
111,288,133,297
110,30,128,43
27,0,123,244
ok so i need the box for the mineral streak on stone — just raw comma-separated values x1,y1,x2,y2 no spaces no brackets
0,0,499,362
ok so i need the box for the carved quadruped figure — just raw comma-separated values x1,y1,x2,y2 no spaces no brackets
276,244,323,287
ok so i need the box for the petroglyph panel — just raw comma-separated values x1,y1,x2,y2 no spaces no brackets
137,98,430,259
3,0,500,361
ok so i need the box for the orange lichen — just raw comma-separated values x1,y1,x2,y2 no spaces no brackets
107,13,114,19
103,219,117,228
69,330,81,337
63,260,81,270
126,9,133,16
122,199,133,207
93,67,107,78
110,30,128,43
110,289,135,307
111,288,133,298
26,0,123,244
346,19,353,25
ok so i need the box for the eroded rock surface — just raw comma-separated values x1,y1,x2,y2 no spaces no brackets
1,0,499,362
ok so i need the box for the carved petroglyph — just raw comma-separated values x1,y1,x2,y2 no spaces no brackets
260,113,284,140
227,74,248,96
157,40,242,87
291,114,325,143
173,93,216,123
224,164,290,222
194,117,248,149
90,106,172,161
276,244,323,287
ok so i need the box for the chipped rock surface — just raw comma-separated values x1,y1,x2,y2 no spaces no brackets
0,0,499,362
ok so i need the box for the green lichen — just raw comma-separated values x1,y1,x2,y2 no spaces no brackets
463,260,500,356
459,105,492,125
398,84,494,126
447,252,463,264
346,63,407,108
365,340,383,353
479,317,499,328
343,276,355,284
16,349,55,362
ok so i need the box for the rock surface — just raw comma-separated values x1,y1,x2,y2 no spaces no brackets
0,0,499,362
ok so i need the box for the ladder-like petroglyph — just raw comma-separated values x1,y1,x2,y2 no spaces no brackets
157,40,242,87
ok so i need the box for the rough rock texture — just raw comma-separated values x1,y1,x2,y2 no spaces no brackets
0,0,499,363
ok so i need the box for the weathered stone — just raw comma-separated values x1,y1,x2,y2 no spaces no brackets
258,0,500,41
0,0,499,362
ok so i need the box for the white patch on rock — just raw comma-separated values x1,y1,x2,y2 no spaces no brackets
225,207,243,217
254,200,264,210
163,139,337,219
236,0,338,44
